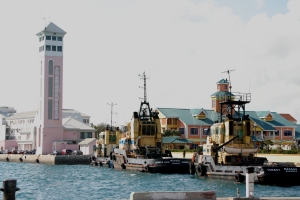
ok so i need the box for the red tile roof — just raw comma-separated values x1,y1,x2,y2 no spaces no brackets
279,113,297,123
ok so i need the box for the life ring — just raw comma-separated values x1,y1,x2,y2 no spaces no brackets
235,173,245,183
19,158,23,162
6,157,9,162
121,163,126,169
189,162,195,175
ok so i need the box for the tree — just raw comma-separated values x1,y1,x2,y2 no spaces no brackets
163,129,181,137
91,123,109,139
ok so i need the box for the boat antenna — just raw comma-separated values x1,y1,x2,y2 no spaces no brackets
138,72,149,103
107,102,117,130
222,69,235,93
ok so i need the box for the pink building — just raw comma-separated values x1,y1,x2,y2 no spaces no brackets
0,22,95,155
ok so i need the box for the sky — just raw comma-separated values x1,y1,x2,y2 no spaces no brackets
1,0,300,127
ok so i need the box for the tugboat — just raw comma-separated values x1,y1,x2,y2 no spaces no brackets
111,72,191,173
190,70,268,182
92,125,119,167
256,161,300,185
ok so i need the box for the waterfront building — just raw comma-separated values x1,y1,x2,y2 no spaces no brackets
0,107,18,150
0,22,95,154
157,79,297,150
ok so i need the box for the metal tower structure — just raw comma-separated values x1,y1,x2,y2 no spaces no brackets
219,70,251,122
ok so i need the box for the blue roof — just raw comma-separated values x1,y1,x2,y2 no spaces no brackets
211,91,234,97
158,108,219,126
246,111,276,131
265,112,296,127
162,136,193,144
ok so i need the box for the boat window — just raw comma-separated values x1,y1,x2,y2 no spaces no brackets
141,125,155,135
109,135,116,143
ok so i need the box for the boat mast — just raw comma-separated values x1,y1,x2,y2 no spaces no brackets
139,72,148,103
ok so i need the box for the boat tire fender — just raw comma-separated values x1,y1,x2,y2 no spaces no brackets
121,163,126,169
19,158,23,162
145,165,149,172
189,162,195,175
235,173,245,183
6,157,9,162
200,164,207,176
36,159,39,164
196,164,206,176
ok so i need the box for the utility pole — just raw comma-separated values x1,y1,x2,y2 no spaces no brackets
107,102,117,130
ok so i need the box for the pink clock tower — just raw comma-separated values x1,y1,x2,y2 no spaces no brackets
36,22,66,154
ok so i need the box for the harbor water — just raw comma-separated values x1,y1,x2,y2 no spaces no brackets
1,162,300,200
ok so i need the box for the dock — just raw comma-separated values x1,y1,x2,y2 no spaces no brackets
0,154,90,165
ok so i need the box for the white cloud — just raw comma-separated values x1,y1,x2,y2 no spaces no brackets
1,0,300,125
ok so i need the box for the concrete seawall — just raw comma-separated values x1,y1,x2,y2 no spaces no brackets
130,192,300,200
0,154,90,165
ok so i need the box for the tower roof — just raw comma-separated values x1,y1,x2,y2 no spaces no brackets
217,79,229,84
36,22,66,36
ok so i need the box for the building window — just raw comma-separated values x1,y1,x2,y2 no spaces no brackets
52,46,56,51
203,128,210,136
275,130,279,136
54,66,60,120
80,132,92,139
284,130,292,136
190,128,198,135
46,36,51,40
57,46,62,52
49,60,53,75
52,36,56,41
58,37,63,41
46,45,51,51
225,85,227,89
48,77,53,97
48,100,52,119
179,128,184,135
212,100,216,108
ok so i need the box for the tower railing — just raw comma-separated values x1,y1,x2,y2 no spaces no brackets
219,92,251,103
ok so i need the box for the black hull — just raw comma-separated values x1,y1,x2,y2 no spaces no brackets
113,157,191,174
258,166,300,186
149,158,191,174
